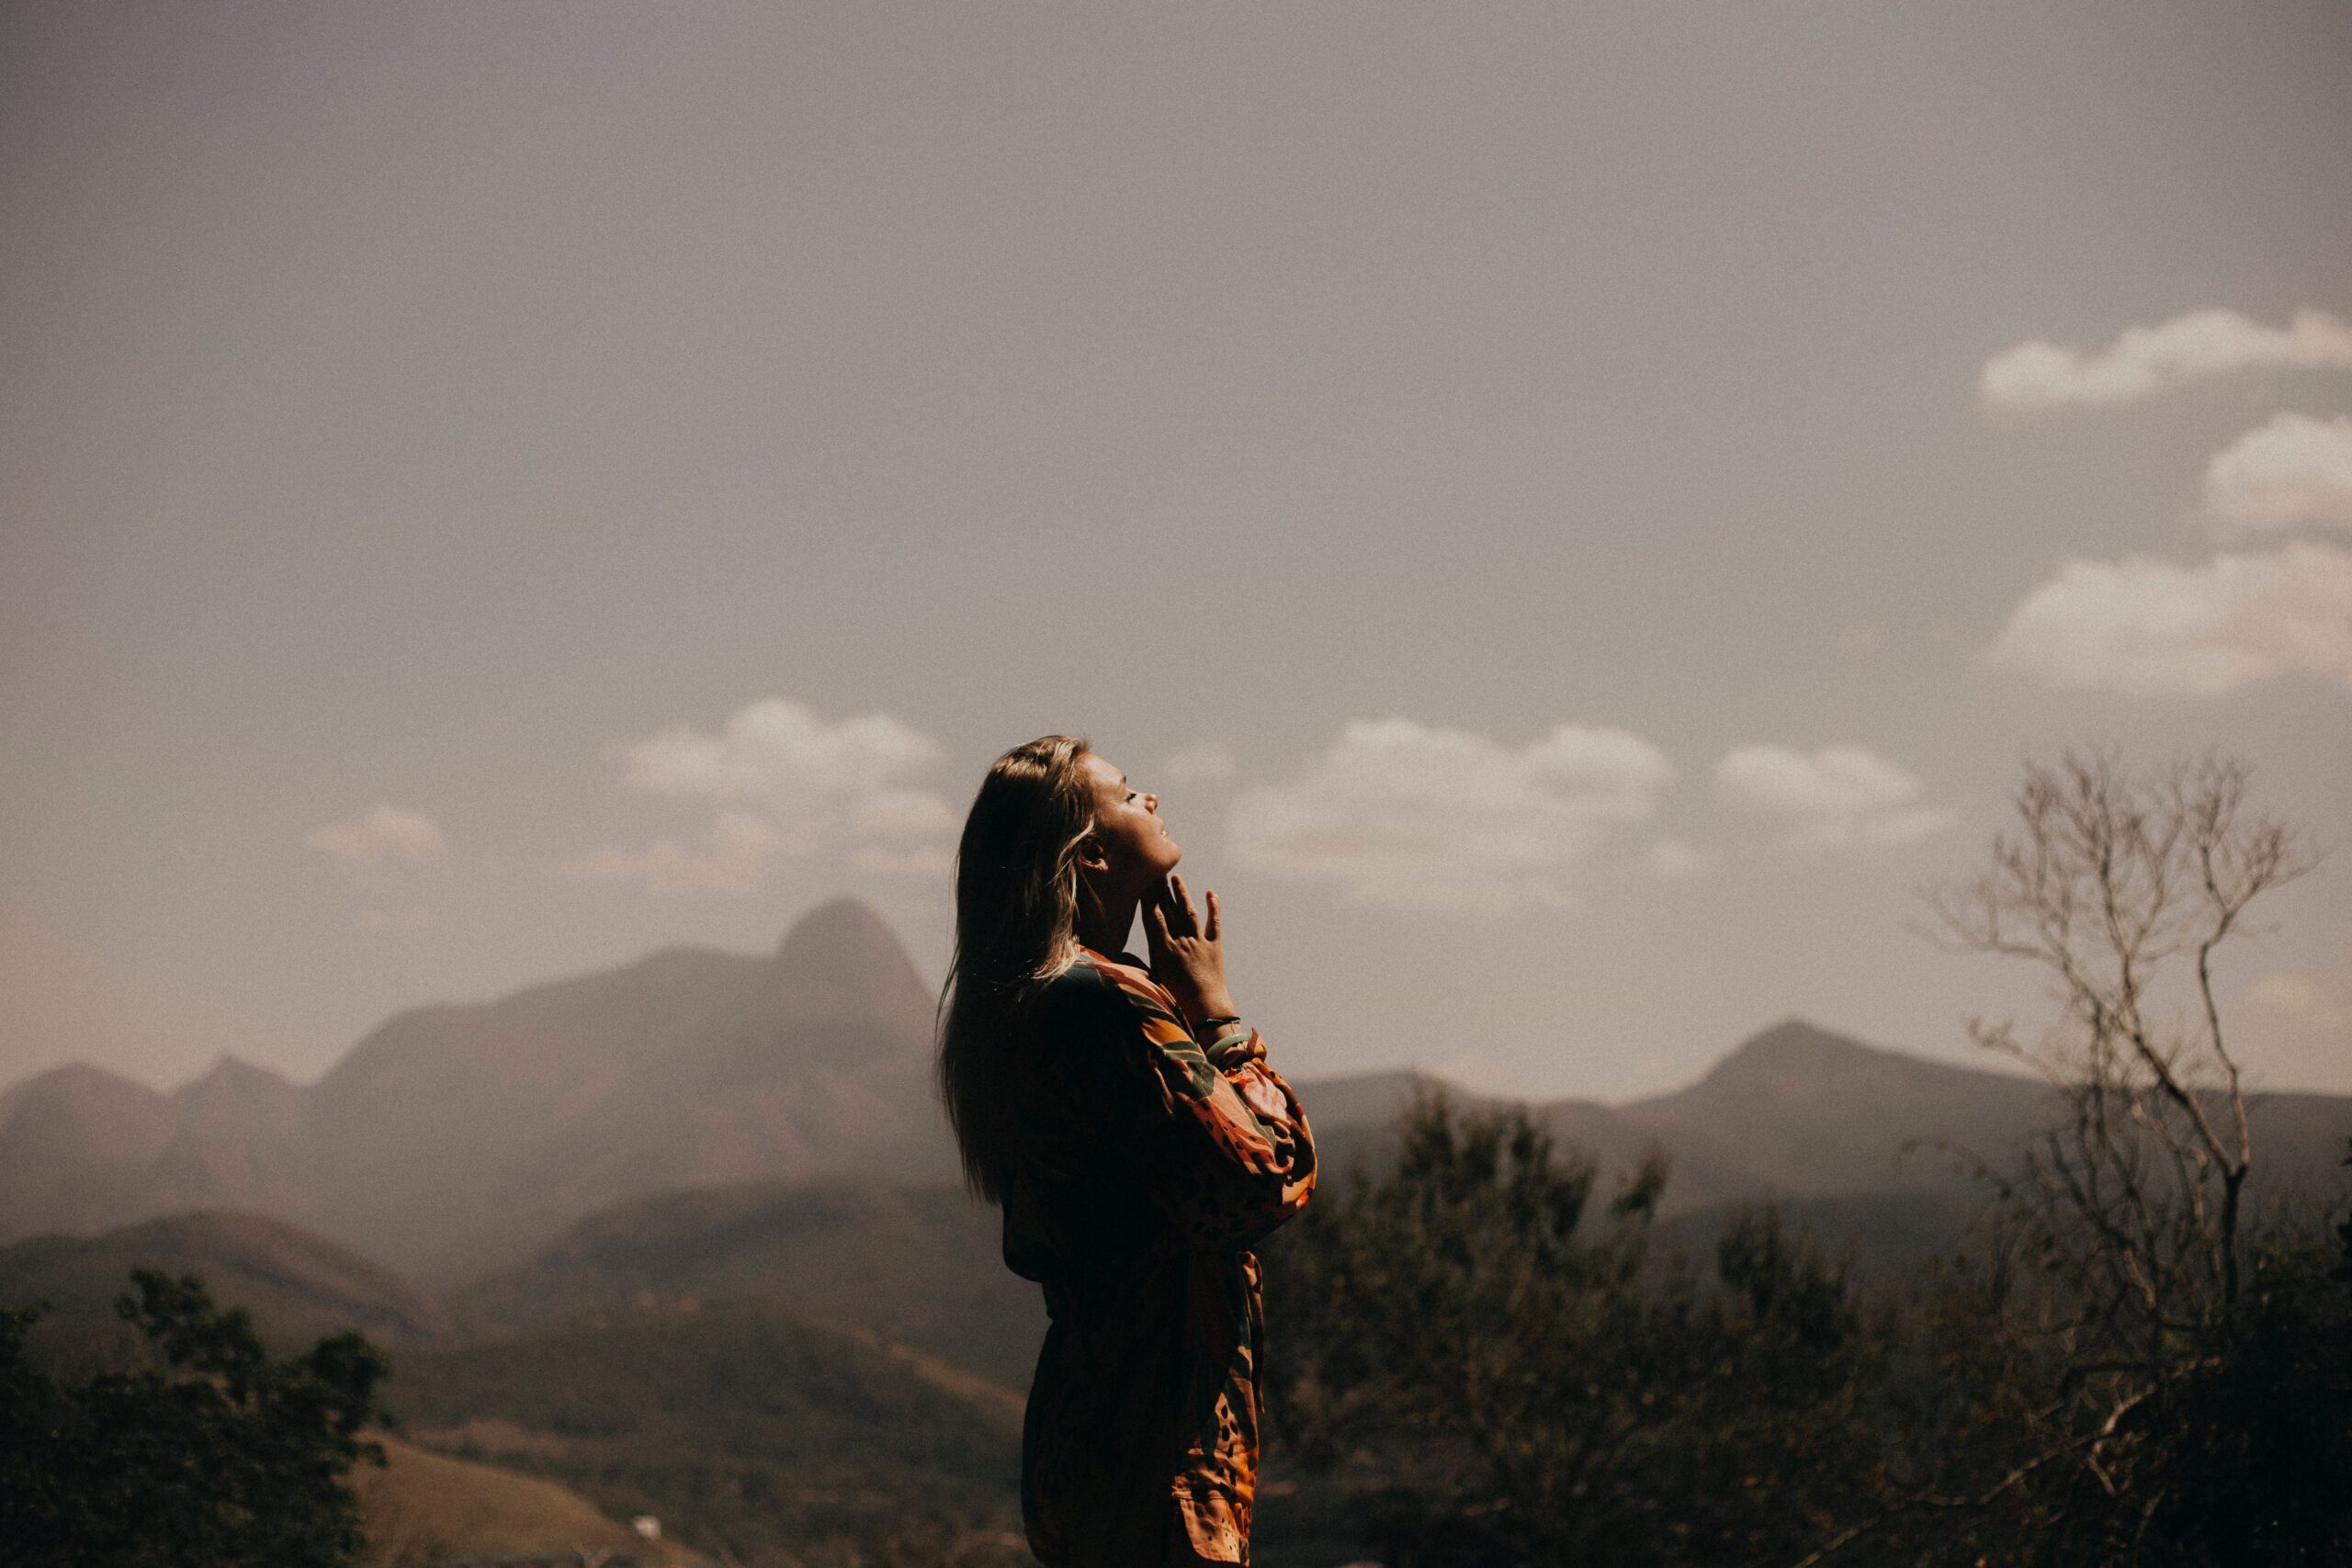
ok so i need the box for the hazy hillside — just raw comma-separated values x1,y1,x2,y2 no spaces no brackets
384,1300,1025,1566
453,1175,1045,1389
1299,1020,2352,1224
0,898,958,1277
1605,1019,2050,1203
0,1209,459,1359
355,1432,711,1568
0,1063,179,1239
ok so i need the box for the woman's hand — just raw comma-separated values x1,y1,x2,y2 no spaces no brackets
1145,873,1237,1032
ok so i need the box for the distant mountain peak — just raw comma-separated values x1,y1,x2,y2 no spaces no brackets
1674,1018,2023,1119
0,1059,164,1110
774,897,904,961
172,1055,305,1137
768,899,931,1024
1721,1018,1882,1067
182,1054,294,1093
0,1060,176,1173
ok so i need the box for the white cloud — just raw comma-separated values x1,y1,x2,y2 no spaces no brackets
2250,972,2346,1031
1980,308,2352,412
560,699,957,893
1161,741,1238,788
2203,412,2352,535
1646,838,1713,878
1228,719,1674,912
1715,746,1955,845
624,699,944,822
848,788,961,841
1984,543,2352,696
555,810,788,895
305,806,446,867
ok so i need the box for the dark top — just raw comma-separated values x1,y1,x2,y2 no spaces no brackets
1001,944,1317,1566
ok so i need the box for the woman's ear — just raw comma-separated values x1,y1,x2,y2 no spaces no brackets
1074,836,1110,876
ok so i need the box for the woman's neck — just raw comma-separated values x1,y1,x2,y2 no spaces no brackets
1073,890,1138,958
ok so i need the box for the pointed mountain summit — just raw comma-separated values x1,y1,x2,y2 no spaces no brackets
1675,1018,2017,1113
0,903,957,1275
152,1055,315,1216
764,897,934,1043
173,1054,304,1130
1621,1018,2050,1199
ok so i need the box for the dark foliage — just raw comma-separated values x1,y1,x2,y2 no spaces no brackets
0,1268,389,1568
1264,1094,1898,1567
1263,1100,2352,1568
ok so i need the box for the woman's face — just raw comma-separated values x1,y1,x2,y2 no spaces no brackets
1080,751,1181,895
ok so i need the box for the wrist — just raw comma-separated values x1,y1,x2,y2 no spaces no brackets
1193,991,1237,1024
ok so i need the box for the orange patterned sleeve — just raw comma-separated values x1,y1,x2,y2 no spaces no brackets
1078,954,1317,1249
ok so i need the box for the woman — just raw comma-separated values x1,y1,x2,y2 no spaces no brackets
938,735,1317,1567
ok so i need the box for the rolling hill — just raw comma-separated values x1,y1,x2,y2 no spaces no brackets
355,1431,713,1568
383,1299,1027,1566
0,1208,458,1359
451,1175,1045,1389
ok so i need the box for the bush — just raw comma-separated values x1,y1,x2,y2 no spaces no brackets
1264,1095,1896,1567
0,1268,390,1568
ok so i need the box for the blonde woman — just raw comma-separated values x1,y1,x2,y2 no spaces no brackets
938,735,1317,1567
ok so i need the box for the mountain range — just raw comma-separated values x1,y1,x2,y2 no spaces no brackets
4,898,2346,1291
0,898,956,1278
5,903,2343,1567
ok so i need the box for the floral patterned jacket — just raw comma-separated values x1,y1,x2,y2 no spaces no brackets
1001,944,1317,1566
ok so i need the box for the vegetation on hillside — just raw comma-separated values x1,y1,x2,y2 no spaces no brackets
1262,753,2352,1567
450,1176,1043,1389
352,1431,689,1567
6,751,2341,1568
0,1269,389,1568
1261,1098,2352,1567
1261,1098,1898,1565
382,1300,1030,1568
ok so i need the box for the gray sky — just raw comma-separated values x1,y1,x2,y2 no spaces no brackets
5,0,2348,1103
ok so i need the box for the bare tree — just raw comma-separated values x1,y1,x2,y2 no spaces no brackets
1923,750,2317,1527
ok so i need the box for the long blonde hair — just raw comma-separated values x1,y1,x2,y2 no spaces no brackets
937,734,1099,1203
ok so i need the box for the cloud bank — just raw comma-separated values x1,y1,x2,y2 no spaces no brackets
1714,745,1952,845
2251,972,2346,1032
1160,741,1238,788
305,806,446,867
2203,412,2352,535
1984,543,2352,696
1980,308,2352,412
561,699,956,892
1228,718,1674,911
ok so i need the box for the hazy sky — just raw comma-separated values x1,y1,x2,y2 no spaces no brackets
6,1,2348,1102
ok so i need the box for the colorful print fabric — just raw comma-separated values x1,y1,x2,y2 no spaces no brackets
1001,945,1317,1566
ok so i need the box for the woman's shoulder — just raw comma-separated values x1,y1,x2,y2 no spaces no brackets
1066,945,1179,1010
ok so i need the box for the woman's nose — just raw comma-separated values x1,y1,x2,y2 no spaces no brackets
1145,793,1159,813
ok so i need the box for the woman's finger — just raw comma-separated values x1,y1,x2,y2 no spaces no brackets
1170,872,1198,931
1204,888,1220,943
1146,899,1171,949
